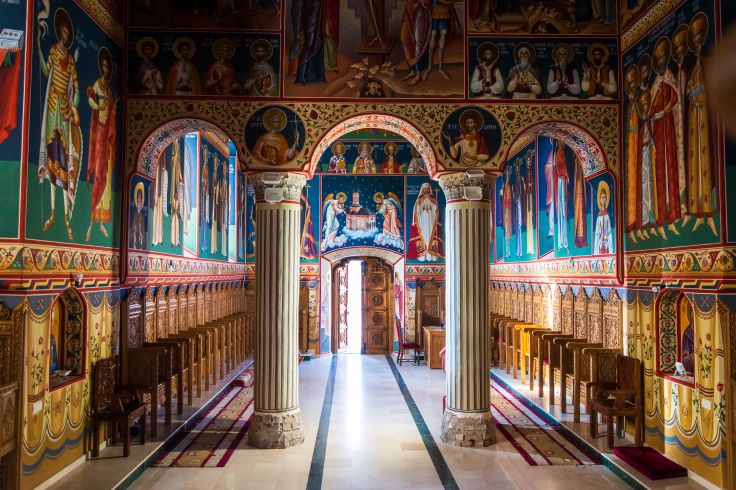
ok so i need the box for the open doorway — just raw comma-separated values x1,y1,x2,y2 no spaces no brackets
332,257,393,355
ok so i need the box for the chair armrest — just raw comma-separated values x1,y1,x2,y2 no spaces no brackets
520,325,546,333
566,341,603,351
602,389,636,407
581,347,620,356
553,336,585,346
540,333,572,342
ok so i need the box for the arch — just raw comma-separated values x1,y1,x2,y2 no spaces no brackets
503,120,609,176
135,117,240,177
49,288,87,389
655,289,695,375
320,246,404,266
307,113,440,178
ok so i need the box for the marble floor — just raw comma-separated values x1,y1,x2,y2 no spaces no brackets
128,354,634,490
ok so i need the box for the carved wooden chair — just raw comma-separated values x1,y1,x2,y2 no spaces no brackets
395,318,421,366
121,289,173,437
588,355,643,449
91,356,146,457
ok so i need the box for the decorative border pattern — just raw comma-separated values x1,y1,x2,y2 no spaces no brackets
405,265,446,276
0,244,118,275
300,264,320,276
76,0,124,46
489,256,617,284
126,101,618,179
127,251,245,277
621,0,684,51
625,247,736,277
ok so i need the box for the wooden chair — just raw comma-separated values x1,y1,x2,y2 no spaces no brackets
91,356,146,457
588,355,643,449
396,320,420,366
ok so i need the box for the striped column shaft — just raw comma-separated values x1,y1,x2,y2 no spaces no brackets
444,202,491,412
438,173,496,447
254,202,301,411
247,173,306,449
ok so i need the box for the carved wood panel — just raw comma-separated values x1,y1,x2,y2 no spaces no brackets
143,288,156,343
167,287,179,335
603,289,622,349
417,282,443,328
561,288,574,335
362,259,391,354
156,288,167,341
551,285,561,331
334,263,349,353
574,289,588,339
0,301,22,462
587,288,603,344
533,286,543,326
126,289,144,348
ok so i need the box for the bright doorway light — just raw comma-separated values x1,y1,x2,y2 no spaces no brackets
346,260,363,353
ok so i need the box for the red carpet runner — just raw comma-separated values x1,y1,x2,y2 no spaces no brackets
154,368,255,467
491,382,601,466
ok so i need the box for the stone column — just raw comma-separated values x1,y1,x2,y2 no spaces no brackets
248,173,306,449
438,172,496,447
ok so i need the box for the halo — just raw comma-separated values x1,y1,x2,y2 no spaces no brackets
331,142,346,155
513,42,536,63
458,108,484,133
172,37,196,59
212,38,235,61
373,192,385,204
624,65,639,95
249,39,274,61
596,181,610,210
358,142,373,154
135,36,159,59
134,182,145,200
383,142,397,154
476,42,499,64
261,107,287,132
688,12,709,54
672,24,689,60
586,43,609,64
637,53,652,82
54,8,74,48
552,43,574,63
336,192,347,203
97,47,113,80
653,36,671,65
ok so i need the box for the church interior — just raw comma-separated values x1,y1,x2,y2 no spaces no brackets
0,0,735,488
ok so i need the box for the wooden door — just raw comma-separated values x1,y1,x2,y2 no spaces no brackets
362,259,391,354
0,302,24,490
333,263,349,353
417,282,444,349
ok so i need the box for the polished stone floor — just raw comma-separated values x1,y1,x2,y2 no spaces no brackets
129,354,632,490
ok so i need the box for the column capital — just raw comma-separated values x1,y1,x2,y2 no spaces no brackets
249,172,307,202
437,172,495,202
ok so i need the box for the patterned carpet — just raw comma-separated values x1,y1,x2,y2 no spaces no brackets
492,382,601,466
154,368,255,468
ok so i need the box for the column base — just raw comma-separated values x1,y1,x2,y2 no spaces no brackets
441,408,496,447
248,408,305,449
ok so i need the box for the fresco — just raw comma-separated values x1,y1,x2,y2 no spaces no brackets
283,0,465,98
182,132,199,254
315,129,427,174
128,174,151,250
26,0,123,248
301,175,320,262
320,175,405,254
468,37,618,100
245,177,256,262
622,2,720,251
244,105,304,168
620,0,659,32
127,33,280,97
495,136,615,262
198,134,229,261
128,0,280,31
441,107,503,167
237,172,247,262
149,136,184,255
468,0,616,34
0,0,26,238
406,176,444,264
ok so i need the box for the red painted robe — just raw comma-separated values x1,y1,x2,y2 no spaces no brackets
0,48,22,144
648,74,681,226
87,80,116,223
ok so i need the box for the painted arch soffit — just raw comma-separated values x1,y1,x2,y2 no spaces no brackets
127,100,618,177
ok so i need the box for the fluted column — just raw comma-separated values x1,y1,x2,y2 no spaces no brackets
248,173,306,449
438,172,496,447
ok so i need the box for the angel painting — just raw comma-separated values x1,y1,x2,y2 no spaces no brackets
321,192,348,251
374,192,404,250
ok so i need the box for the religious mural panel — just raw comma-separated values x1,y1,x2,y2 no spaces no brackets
320,175,404,254
127,32,280,97
128,174,150,251
245,177,256,262
441,106,503,168
495,135,615,263
183,132,199,255
244,105,304,168
0,0,26,238
622,2,720,252
301,175,320,263
315,128,427,174
468,0,617,34
149,136,185,255
26,0,123,248
467,37,618,100
620,0,660,33
127,0,280,31
406,176,444,264
283,0,465,98
236,171,247,262
199,134,230,261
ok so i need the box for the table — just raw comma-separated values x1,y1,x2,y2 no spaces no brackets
423,327,445,369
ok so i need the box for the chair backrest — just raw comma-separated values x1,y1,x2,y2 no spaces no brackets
603,289,622,349
561,288,574,335
574,288,588,339
616,355,641,403
587,288,604,344
395,317,404,345
94,356,119,413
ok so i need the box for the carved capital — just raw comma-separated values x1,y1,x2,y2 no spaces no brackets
437,172,495,201
249,172,307,202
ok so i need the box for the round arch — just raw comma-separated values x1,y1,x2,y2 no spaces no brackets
307,113,440,178
135,117,240,177
503,120,609,176
320,246,404,267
